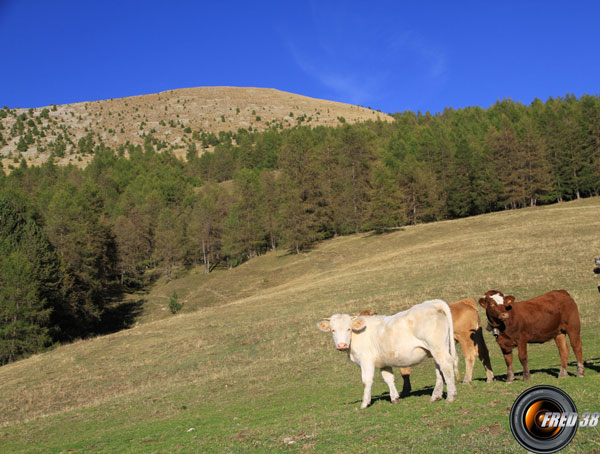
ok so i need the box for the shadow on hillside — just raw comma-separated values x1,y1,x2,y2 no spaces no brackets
97,298,145,335
279,244,317,257
366,227,406,237
347,386,434,406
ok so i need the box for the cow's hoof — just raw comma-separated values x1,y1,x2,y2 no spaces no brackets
360,403,370,410
486,377,494,384
558,369,568,378
430,395,443,403
523,374,531,382
461,379,472,385
577,370,584,378
391,398,400,405
506,377,514,384
446,393,457,403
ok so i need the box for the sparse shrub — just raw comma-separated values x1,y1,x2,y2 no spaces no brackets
169,291,183,314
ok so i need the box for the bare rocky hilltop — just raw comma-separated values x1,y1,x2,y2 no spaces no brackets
0,87,394,169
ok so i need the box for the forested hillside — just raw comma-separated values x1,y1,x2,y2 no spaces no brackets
1,93,599,365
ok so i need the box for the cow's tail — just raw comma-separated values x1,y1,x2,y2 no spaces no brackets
437,299,459,380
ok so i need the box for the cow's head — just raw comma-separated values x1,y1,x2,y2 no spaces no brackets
316,314,367,351
478,290,515,336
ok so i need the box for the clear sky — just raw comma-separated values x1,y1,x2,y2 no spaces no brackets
1,1,599,114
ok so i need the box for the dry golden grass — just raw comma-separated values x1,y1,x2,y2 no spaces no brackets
1,197,599,452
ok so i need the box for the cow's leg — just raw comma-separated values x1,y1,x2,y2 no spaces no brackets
431,351,457,402
458,335,475,384
400,367,411,397
381,367,400,403
360,363,375,409
567,329,584,377
474,327,494,383
517,339,530,381
554,334,569,378
502,348,515,383
431,363,444,402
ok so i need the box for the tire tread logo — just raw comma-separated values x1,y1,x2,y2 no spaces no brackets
510,385,578,453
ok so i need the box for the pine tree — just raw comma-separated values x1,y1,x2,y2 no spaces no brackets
187,183,229,274
153,208,186,281
43,183,117,338
0,195,61,363
486,118,522,208
278,128,323,253
0,250,50,364
518,115,552,206
113,208,152,286
260,170,281,250
334,125,376,233
368,164,404,232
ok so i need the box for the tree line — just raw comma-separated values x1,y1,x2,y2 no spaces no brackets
1,94,599,364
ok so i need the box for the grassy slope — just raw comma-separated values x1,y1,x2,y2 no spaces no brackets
1,198,600,453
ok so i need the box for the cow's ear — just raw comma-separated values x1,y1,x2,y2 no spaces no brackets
478,297,488,309
316,320,331,332
352,317,367,332
505,296,515,305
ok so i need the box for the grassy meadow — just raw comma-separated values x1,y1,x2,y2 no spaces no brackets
1,197,600,453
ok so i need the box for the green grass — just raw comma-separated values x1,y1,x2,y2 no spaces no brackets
1,198,600,453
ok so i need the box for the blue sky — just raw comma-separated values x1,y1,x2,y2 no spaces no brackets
1,1,599,114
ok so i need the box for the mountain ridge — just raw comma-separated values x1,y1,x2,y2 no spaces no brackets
0,86,393,169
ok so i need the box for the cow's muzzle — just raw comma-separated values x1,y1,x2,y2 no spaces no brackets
336,343,349,351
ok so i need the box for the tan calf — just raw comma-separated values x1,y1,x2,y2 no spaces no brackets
451,299,494,383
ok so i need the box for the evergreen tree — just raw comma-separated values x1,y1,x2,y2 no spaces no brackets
486,118,522,208
368,164,404,232
43,183,117,338
153,208,186,280
278,128,323,253
0,194,61,363
222,169,265,263
260,170,282,250
188,184,229,273
0,250,50,364
334,125,376,233
113,208,152,286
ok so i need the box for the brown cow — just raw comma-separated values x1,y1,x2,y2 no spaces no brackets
478,290,584,382
359,299,494,397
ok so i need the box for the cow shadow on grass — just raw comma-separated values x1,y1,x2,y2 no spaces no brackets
347,386,434,406
491,368,560,382
489,361,599,382
576,358,600,374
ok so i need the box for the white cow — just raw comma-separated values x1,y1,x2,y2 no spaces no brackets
317,299,458,409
